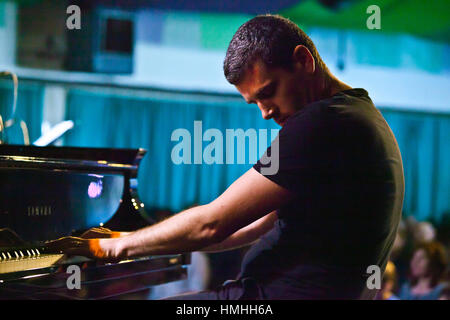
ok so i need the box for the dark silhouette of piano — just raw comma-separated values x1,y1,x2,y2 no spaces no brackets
0,145,190,299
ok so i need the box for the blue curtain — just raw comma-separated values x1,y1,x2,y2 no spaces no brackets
63,88,450,225
0,81,44,144
64,89,279,211
380,109,450,225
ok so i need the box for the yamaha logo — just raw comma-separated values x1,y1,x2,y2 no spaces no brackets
27,205,52,216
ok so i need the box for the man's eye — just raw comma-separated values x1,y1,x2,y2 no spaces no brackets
259,86,276,99
259,92,272,99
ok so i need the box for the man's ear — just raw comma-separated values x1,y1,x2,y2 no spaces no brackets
292,45,315,74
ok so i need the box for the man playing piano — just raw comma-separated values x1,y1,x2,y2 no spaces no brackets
47,15,404,300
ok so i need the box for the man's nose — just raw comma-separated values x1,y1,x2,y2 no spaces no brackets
258,103,273,120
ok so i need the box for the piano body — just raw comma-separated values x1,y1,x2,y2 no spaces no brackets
0,145,190,299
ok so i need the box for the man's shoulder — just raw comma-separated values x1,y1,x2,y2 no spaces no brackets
288,88,373,121
283,88,378,134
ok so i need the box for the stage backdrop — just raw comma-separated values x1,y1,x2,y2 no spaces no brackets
62,88,450,225
64,88,280,214
0,81,44,144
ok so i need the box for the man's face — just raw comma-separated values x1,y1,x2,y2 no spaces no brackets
235,58,313,127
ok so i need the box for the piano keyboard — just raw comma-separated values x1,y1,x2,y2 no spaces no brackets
0,247,64,276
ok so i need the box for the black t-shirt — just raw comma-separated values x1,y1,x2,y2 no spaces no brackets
240,88,404,299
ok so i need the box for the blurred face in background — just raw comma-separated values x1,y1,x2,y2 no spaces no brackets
410,248,430,278
412,222,436,244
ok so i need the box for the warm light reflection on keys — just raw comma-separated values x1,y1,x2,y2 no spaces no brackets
0,247,64,275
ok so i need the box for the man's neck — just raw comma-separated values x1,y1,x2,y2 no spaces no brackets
313,70,353,102
325,72,353,96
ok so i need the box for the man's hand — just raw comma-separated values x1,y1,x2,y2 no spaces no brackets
45,236,121,262
79,227,113,239
79,227,129,239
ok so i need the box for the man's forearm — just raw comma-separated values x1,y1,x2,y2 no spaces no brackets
48,168,290,261
104,204,222,259
199,229,259,253
200,211,277,253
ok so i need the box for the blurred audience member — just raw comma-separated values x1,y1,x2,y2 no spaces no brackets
390,217,415,285
412,221,436,244
438,282,450,300
391,219,408,261
399,241,447,300
375,261,399,300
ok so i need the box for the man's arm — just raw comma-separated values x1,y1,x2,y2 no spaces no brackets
46,168,292,260
200,210,277,253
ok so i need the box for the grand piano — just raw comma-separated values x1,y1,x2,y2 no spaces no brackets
0,145,190,299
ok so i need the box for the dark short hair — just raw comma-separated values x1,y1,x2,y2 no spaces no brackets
223,14,326,85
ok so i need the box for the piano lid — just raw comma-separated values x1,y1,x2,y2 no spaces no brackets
0,145,149,242
0,145,146,173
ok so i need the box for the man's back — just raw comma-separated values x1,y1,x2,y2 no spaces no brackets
242,88,405,299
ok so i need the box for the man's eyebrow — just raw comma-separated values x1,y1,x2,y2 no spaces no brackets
244,81,275,104
253,81,275,100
